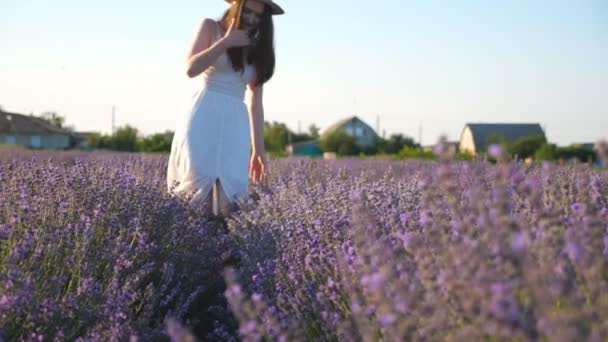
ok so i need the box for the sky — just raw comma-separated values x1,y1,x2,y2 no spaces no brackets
1,0,607,146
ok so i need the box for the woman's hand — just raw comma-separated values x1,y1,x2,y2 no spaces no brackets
249,152,267,184
221,18,251,48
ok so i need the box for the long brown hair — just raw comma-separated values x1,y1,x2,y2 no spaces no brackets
220,1,276,86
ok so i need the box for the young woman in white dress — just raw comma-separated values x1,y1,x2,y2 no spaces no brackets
167,0,284,219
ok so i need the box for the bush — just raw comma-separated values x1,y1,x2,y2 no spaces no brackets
535,142,558,161
395,146,435,160
556,145,597,163
377,134,419,154
320,129,360,156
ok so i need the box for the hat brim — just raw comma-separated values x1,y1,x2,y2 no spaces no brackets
224,0,284,15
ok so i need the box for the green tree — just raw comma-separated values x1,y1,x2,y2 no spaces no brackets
138,131,174,153
320,129,359,156
556,145,597,163
508,134,547,160
86,133,112,149
535,143,558,161
263,121,290,152
308,124,320,139
396,146,435,160
40,111,66,129
378,133,419,154
111,125,139,152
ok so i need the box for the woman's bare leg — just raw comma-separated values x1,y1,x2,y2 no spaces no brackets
213,179,236,218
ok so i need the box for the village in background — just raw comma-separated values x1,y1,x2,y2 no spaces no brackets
0,106,602,166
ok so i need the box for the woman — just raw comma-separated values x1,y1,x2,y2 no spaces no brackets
167,0,284,219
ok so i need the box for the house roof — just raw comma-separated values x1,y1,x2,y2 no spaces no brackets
320,116,377,138
0,111,69,135
463,123,545,152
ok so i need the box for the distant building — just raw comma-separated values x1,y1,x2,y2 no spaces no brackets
287,116,379,157
0,110,71,150
320,116,378,148
71,131,98,150
459,123,545,155
286,139,323,157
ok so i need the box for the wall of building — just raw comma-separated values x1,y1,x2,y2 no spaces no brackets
459,126,477,155
0,134,70,149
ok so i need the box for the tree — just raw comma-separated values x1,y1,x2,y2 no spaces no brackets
320,129,359,156
507,134,547,160
378,133,419,154
308,124,320,139
138,131,174,153
396,146,435,160
556,145,596,163
263,121,290,152
40,111,66,129
485,134,547,160
111,125,139,152
86,133,112,149
535,143,558,161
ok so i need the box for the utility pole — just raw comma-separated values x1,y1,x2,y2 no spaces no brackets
111,106,116,135
418,123,423,146
376,115,380,135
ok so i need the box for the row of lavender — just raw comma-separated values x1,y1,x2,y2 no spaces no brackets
0,151,240,340
223,153,608,341
1,149,608,341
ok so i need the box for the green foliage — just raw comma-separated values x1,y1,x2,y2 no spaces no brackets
110,125,139,152
320,129,359,156
396,146,435,160
263,121,317,153
264,121,290,152
86,133,112,150
86,126,174,153
535,143,558,161
138,131,174,153
508,135,547,160
378,133,419,154
494,137,599,164
455,151,474,161
308,124,320,139
485,134,547,160
556,145,597,163
39,111,66,129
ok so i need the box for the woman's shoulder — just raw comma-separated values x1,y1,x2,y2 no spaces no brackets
195,18,221,37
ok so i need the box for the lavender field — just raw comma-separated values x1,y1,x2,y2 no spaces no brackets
1,148,608,341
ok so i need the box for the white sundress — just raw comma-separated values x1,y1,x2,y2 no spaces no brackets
167,20,256,206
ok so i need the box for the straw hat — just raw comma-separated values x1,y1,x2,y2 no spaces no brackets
224,0,284,15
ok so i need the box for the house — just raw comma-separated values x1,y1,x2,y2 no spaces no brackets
286,139,323,157
459,123,545,155
0,110,71,150
320,116,378,148
70,131,98,150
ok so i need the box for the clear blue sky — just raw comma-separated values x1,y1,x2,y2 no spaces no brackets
1,0,607,145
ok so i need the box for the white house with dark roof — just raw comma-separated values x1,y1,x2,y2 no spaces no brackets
459,123,546,155
0,110,71,149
